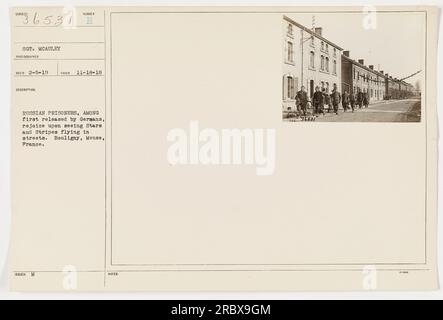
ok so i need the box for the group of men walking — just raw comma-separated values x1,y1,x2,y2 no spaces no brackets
295,83,370,117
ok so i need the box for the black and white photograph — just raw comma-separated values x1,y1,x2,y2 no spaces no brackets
282,12,423,122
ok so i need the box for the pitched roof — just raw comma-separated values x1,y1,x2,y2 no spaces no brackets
283,15,343,51
342,54,386,78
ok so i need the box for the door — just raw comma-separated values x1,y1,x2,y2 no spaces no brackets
309,79,314,98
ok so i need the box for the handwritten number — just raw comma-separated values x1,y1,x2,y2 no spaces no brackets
43,15,52,25
33,12,39,25
54,15,63,26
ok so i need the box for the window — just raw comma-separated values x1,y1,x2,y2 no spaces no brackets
287,76,295,99
333,60,337,74
321,81,324,89
325,44,329,53
321,41,324,50
310,36,314,46
287,41,294,63
287,24,293,35
325,57,329,72
283,75,295,100
320,55,324,70
310,51,315,68
333,48,337,56
326,82,329,93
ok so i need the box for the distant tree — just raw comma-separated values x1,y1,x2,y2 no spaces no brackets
415,80,421,92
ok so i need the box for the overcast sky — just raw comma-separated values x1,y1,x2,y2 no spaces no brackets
287,12,425,88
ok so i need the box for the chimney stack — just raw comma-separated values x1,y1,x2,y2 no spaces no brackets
380,70,384,75
358,59,364,65
369,65,374,70
343,50,350,57
314,27,322,36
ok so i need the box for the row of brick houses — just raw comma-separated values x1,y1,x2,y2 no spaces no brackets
341,52,414,101
282,15,416,111
341,52,386,102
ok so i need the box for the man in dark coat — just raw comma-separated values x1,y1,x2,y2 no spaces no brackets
349,91,356,112
323,88,331,113
357,90,364,109
363,92,369,108
296,86,308,116
342,90,350,112
313,86,324,116
330,84,341,115
295,95,300,113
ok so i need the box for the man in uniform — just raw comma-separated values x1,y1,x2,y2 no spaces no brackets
322,88,331,113
363,92,369,108
296,86,308,117
357,90,364,109
313,86,324,116
342,90,350,112
349,90,356,112
330,84,341,115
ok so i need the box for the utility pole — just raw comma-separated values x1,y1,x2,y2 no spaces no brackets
300,15,316,91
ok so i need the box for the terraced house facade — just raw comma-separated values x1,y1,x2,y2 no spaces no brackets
282,15,342,111
341,51,386,102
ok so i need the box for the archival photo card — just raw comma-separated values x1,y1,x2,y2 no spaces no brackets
9,6,439,292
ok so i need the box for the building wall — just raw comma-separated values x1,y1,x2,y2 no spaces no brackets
388,81,415,99
341,57,353,93
386,78,414,99
301,30,342,99
377,75,386,100
283,17,342,112
282,19,301,111
342,56,386,102
352,65,385,102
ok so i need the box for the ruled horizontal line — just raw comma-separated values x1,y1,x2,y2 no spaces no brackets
14,75,104,77
14,41,105,44
12,269,431,273
14,58,104,61
13,25,104,28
